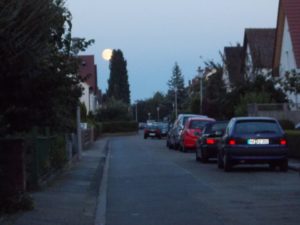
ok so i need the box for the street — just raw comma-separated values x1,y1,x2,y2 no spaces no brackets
106,132,300,225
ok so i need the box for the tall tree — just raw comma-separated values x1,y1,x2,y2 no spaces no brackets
0,0,94,134
167,62,187,115
107,49,131,104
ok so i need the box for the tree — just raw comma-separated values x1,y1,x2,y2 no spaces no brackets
225,75,286,118
96,97,132,122
202,63,227,119
234,92,273,116
167,62,187,115
280,70,300,105
107,49,131,104
0,0,94,135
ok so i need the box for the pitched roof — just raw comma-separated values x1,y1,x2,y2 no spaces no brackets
244,28,276,69
78,55,98,93
282,0,300,67
224,46,244,85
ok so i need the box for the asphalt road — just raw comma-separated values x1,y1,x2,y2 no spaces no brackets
106,132,300,225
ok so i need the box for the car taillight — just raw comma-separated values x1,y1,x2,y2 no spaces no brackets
280,139,287,145
228,139,236,145
206,138,215,145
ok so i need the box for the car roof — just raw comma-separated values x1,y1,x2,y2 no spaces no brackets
187,117,215,122
231,117,277,121
177,114,207,118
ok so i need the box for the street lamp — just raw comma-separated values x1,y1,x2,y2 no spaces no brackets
135,101,138,122
197,67,204,114
156,106,160,121
148,112,151,120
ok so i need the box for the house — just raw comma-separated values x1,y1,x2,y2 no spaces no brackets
242,28,276,80
78,55,100,113
273,0,300,76
273,0,300,106
222,46,244,92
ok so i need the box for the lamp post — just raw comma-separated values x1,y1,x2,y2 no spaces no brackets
156,106,160,121
135,101,138,122
148,112,151,120
197,67,204,114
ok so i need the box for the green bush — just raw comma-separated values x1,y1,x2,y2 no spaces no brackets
101,121,138,133
279,120,295,130
285,130,300,159
50,135,66,169
96,98,132,122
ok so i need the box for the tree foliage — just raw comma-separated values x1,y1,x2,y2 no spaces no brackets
0,0,94,135
96,98,132,122
166,62,187,114
107,49,131,104
201,62,227,119
280,70,300,104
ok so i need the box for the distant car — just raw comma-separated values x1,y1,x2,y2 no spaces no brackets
217,117,288,172
138,122,146,129
179,117,215,152
144,124,161,139
157,122,170,138
167,114,208,150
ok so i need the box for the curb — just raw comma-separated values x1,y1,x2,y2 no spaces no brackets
288,164,300,172
94,139,111,225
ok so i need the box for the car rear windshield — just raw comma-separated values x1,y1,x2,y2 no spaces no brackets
204,122,228,134
189,120,212,129
234,120,282,135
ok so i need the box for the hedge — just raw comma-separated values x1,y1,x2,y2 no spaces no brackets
99,121,138,133
285,130,300,159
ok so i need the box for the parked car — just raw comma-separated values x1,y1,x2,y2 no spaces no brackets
179,117,215,152
217,117,288,172
167,114,207,150
144,124,161,139
196,121,228,162
157,122,170,138
138,122,146,129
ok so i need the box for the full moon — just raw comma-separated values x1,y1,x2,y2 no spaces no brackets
102,48,113,61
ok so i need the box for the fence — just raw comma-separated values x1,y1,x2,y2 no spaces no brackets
248,103,300,124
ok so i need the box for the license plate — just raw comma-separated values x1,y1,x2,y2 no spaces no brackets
149,133,155,136
247,139,269,145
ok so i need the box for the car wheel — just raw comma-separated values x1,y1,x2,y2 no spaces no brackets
200,148,208,163
269,163,276,171
279,159,288,172
195,148,201,161
217,153,224,169
180,141,187,152
223,153,232,172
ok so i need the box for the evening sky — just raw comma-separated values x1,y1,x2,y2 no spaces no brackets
67,0,279,102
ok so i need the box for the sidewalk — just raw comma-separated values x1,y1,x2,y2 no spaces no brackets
0,138,109,225
288,158,300,171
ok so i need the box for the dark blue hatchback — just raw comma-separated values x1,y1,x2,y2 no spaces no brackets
217,117,288,172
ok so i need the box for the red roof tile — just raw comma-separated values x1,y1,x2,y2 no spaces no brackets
78,55,98,93
283,0,300,67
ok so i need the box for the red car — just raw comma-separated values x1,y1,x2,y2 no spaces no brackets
179,117,215,152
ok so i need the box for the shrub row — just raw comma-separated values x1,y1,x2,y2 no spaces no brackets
98,121,138,133
285,130,300,159
279,120,295,130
